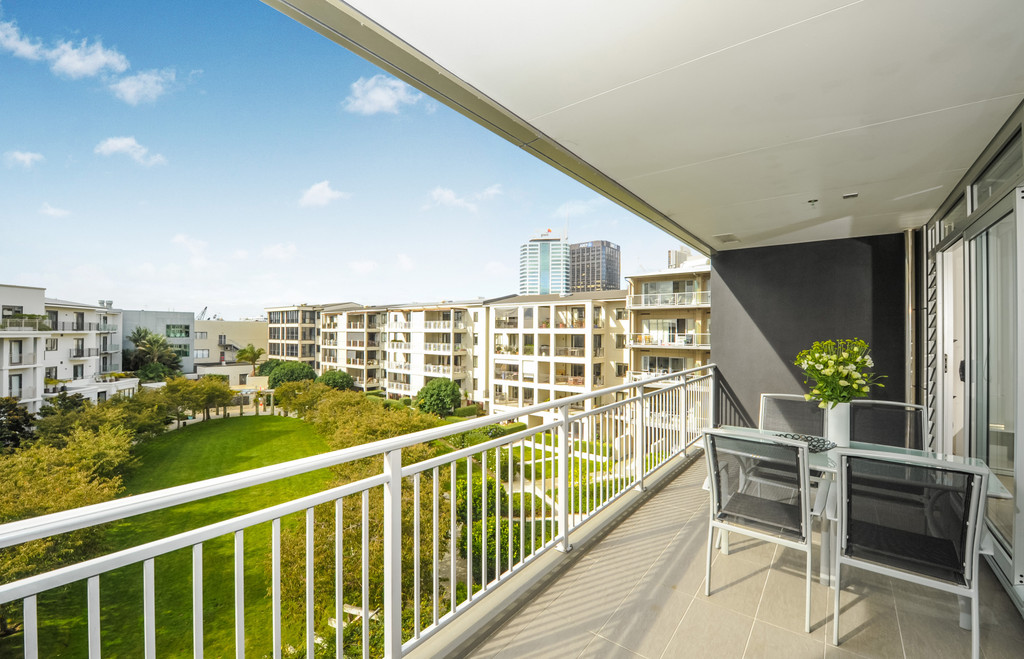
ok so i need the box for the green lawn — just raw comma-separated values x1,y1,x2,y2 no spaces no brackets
2,415,334,658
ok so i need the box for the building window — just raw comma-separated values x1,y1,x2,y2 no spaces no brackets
195,349,210,359
269,327,281,339
286,327,299,341
614,334,626,349
195,331,208,339
45,338,58,351
169,343,191,358
615,308,626,320
239,373,248,385
473,355,479,368
47,310,58,328
473,333,479,346
269,311,283,324
45,366,57,380
166,324,190,338
286,344,298,357
97,392,107,403
73,364,84,380
286,310,299,323
269,343,281,356
616,363,627,377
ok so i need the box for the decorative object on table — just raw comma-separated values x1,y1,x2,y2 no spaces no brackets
794,338,884,447
774,432,836,453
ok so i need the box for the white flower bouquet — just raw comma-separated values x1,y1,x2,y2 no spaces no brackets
794,338,884,408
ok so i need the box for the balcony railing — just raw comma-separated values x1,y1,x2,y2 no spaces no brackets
322,338,338,346
493,371,519,380
346,340,365,348
97,323,119,333
494,319,518,329
346,358,365,366
388,381,411,391
0,368,715,658
58,321,96,332
424,320,465,330
387,361,411,371
102,343,120,353
8,352,36,366
0,318,52,332
68,348,100,359
592,347,605,358
9,385,36,401
626,290,710,308
627,332,710,349
391,321,412,330
390,341,411,350
346,323,365,330
424,343,465,352
554,375,586,386
554,347,587,358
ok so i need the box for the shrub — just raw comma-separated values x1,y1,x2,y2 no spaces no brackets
316,370,354,391
257,359,285,377
415,377,461,417
454,405,478,417
399,397,412,406
267,361,316,389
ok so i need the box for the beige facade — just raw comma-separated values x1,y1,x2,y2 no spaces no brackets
267,303,341,370
319,305,387,391
194,319,268,378
486,290,628,422
625,258,712,379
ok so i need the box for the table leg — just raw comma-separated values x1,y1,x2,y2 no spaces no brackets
819,518,833,586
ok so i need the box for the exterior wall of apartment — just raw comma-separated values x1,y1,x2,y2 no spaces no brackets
570,240,621,292
626,261,712,380
319,307,386,390
122,310,196,374
1,285,137,412
384,304,477,400
194,320,268,367
710,235,906,425
196,363,254,387
267,304,322,371
486,291,627,425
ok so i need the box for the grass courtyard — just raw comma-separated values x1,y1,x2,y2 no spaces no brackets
2,415,334,658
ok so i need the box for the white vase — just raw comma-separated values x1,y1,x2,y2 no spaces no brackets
826,401,851,447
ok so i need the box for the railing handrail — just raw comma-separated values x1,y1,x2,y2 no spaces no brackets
0,365,714,551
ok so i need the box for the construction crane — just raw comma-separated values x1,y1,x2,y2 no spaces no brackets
196,306,208,321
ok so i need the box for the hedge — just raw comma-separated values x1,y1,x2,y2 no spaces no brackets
453,405,478,417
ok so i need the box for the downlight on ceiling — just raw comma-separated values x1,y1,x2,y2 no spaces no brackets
714,233,740,244
842,192,859,199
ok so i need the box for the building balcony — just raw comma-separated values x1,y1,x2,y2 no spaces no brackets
389,341,411,350
423,320,466,330
346,358,365,366
102,343,120,353
554,346,587,358
346,323,365,330
391,321,412,330
11,366,1021,658
554,374,586,386
494,319,519,329
322,338,338,346
493,370,519,381
68,348,100,359
424,342,465,353
322,321,338,329
7,351,37,367
626,290,711,308
0,317,51,332
96,323,119,333
593,346,605,358
56,321,96,332
627,332,710,349
388,381,411,391
346,340,365,348
387,361,411,371
8,385,37,401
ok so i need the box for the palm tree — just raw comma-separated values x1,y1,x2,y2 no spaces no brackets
236,344,266,375
135,335,177,366
127,326,156,348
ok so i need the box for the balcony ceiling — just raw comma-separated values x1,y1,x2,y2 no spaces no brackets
263,0,1024,253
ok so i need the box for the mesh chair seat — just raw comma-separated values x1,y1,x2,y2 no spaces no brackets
847,519,965,585
718,492,803,538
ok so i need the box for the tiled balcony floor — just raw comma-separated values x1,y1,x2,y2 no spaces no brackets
467,459,1024,659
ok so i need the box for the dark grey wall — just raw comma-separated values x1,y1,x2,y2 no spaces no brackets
711,235,906,426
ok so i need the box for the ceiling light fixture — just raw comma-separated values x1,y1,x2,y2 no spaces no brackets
842,193,859,199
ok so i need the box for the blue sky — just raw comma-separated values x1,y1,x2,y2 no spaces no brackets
1,1,685,319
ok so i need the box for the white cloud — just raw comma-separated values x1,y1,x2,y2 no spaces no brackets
109,68,175,105
426,187,476,212
261,243,298,261
94,136,166,166
475,184,503,200
396,254,415,271
39,202,69,217
349,260,378,275
553,198,606,219
343,74,421,115
4,150,43,168
299,180,349,208
48,39,128,79
0,19,43,60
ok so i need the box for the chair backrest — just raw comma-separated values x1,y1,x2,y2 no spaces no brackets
759,393,825,437
705,430,811,542
835,449,987,586
850,400,929,450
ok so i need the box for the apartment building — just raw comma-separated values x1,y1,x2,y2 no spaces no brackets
319,304,387,391
193,319,269,386
122,310,197,374
384,300,482,400
569,240,621,292
519,230,570,295
267,303,340,371
1,284,137,413
486,290,628,423
625,256,711,378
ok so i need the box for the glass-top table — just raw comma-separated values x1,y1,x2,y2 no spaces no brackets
716,425,1012,499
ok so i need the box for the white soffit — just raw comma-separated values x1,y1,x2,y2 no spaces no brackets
263,0,1024,253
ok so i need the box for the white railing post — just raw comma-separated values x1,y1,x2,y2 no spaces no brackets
710,365,718,429
557,403,573,552
383,448,403,657
636,390,646,492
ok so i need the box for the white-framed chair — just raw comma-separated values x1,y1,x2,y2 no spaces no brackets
705,429,819,632
832,448,988,659
849,399,929,451
759,393,826,437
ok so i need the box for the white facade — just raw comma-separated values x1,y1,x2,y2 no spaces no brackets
383,302,480,400
1,284,138,413
319,305,387,391
519,230,570,295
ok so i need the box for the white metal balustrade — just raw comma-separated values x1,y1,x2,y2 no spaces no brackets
0,366,716,658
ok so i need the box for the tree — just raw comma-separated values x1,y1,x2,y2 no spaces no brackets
135,334,177,366
162,377,200,426
257,359,284,377
268,361,316,389
316,369,354,391
415,377,461,417
37,392,88,417
126,326,156,348
274,380,331,418
136,362,176,383
0,397,34,450
193,376,235,420
235,343,266,375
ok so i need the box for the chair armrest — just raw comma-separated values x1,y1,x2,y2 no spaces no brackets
824,480,839,522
